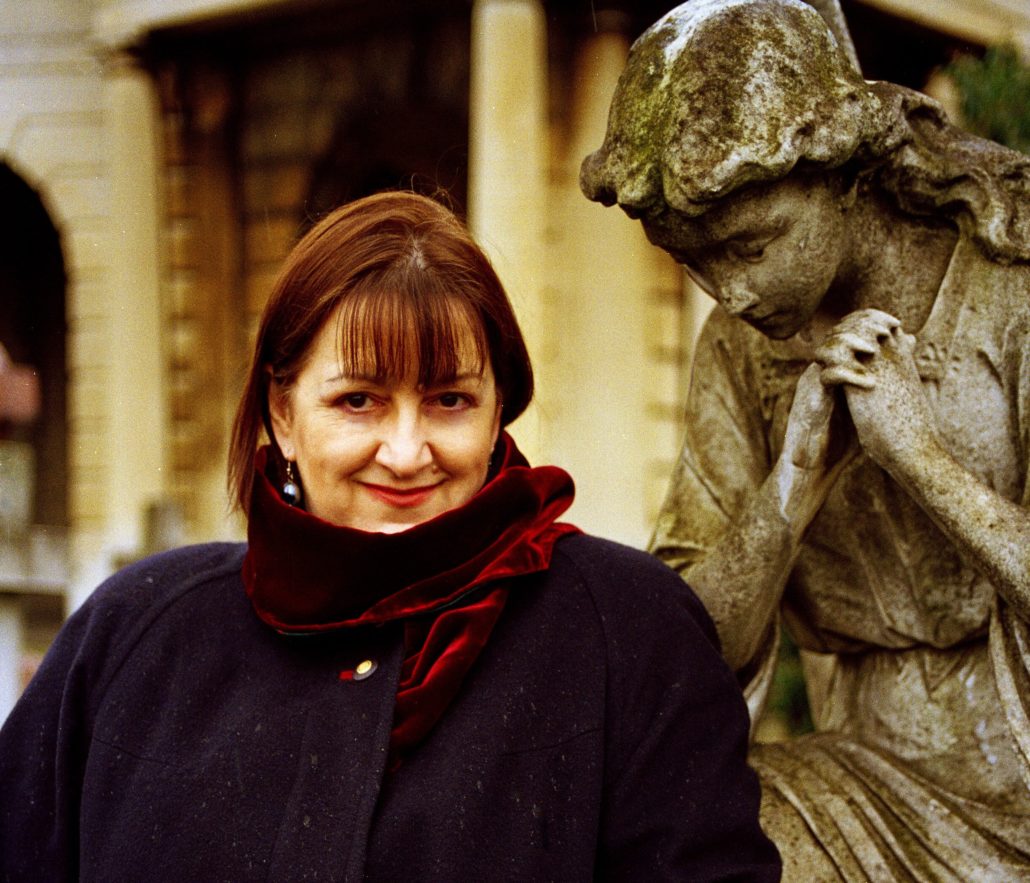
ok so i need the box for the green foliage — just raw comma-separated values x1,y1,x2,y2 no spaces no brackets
947,46,1030,155
768,628,813,735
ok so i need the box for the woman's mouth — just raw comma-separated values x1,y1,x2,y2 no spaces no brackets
361,482,442,508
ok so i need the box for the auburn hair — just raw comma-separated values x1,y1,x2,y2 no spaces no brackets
228,191,533,513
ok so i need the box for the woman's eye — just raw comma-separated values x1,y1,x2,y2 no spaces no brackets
436,392,471,409
341,393,374,410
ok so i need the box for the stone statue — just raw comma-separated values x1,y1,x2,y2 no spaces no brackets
580,0,1030,878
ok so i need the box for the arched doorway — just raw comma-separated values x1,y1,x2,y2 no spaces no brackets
0,162,68,529
0,162,68,716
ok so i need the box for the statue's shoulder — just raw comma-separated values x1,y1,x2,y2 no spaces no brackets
952,236,1030,323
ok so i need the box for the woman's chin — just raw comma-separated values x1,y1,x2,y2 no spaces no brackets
375,519,420,535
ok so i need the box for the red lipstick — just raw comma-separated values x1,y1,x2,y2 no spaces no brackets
362,483,440,508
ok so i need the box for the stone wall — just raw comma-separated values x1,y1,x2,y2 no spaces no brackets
0,0,111,715
0,0,109,536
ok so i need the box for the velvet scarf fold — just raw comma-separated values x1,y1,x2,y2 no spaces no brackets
242,433,579,765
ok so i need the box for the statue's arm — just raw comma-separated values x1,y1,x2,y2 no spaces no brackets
889,449,1030,614
674,367,853,671
819,309,1030,618
652,317,852,672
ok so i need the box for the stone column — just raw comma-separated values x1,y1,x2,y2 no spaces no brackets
105,51,165,547
72,51,165,606
468,0,548,464
553,15,686,546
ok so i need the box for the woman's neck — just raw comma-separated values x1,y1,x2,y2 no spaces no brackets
826,187,958,333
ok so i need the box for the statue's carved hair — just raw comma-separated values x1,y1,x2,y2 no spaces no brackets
873,101,1030,263
580,0,1030,262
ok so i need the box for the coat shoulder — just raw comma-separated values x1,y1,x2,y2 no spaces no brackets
58,543,248,694
87,542,246,611
549,533,722,652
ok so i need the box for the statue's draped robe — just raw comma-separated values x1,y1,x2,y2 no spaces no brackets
652,237,1030,881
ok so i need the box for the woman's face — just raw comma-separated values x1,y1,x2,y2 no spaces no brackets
641,174,851,339
269,307,503,533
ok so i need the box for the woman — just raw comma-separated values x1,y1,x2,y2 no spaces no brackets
581,0,1030,879
0,191,778,881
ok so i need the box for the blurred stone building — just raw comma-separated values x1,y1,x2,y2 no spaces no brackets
1,0,1028,719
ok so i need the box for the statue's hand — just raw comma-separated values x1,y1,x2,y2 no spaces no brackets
772,363,857,527
816,309,941,474
782,362,854,472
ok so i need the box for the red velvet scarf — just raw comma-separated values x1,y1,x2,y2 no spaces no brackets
242,433,579,766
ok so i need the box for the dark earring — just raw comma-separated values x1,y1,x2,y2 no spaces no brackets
282,461,303,506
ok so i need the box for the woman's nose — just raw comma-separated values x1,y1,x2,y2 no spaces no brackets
375,412,433,475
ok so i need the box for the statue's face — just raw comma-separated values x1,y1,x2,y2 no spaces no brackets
641,174,850,339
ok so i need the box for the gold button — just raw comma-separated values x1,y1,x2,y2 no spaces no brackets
353,659,377,680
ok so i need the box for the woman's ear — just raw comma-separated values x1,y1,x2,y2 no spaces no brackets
491,393,503,448
267,371,295,460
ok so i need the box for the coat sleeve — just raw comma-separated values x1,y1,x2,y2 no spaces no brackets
587,546,781,881
0,548,208,882
0,594,110,881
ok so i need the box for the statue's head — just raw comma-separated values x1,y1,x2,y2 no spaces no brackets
580,0,908,219
582,0,1030,336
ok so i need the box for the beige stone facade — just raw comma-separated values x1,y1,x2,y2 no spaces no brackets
1,0,1028,717
0,0,113,715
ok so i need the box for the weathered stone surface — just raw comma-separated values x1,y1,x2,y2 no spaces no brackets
582,1,1030,878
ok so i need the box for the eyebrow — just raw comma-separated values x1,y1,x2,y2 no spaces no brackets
320,370,486,388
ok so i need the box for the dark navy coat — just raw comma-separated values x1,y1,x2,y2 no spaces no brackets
0,535,779,881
